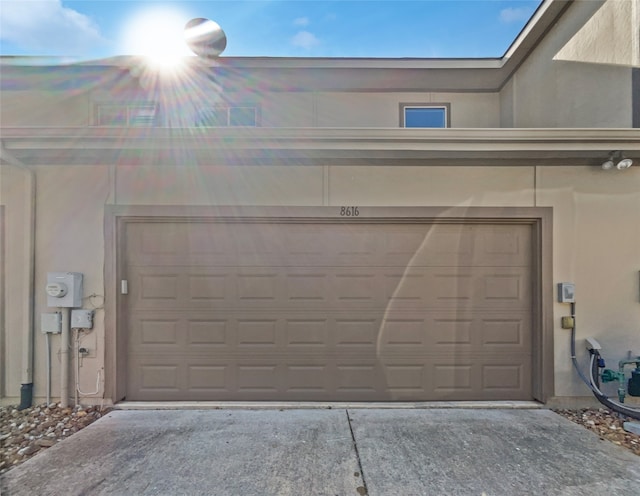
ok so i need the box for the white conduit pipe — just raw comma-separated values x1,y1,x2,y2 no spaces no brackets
46,332,51,405
74,329,78,407
60,308,70,408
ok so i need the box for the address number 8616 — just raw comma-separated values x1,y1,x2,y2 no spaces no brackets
340,206,360,217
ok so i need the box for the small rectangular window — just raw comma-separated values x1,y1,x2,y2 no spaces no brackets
229,107,257,127
97,106,127,126
129,105,157,127
400,103,450,128
197,105,258,127
96,104,157,127
198,107,229,127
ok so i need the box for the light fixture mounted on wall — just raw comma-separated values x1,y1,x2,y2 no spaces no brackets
602,151,633,170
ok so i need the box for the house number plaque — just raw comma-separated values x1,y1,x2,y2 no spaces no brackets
340,206,360,217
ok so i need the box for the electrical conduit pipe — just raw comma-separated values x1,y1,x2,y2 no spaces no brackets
60,308,70,408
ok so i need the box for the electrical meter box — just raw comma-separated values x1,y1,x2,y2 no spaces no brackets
46,272,83,308
557,282,575,303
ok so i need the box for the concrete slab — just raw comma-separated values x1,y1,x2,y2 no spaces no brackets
2,408,639,496
348,409,640,496
1,409,362,496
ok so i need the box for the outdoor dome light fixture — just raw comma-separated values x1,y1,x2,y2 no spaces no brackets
602,151,633,170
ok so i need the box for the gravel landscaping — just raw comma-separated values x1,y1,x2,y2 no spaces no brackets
1,404,638,476
553,408,640,456
0,403,111,475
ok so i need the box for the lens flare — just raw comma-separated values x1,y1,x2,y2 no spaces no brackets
119,7,193,69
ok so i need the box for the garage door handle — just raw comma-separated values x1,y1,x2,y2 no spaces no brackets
121,280,128,295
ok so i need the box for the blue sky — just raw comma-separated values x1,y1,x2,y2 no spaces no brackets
0,0,543,59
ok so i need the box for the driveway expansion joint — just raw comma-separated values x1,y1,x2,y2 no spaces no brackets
346,409,369,496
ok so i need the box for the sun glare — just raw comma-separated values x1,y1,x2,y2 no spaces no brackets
120,7,193,69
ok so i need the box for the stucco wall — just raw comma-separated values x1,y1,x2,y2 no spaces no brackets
313,92,500,128
1,88,501,129
0,165,110,401
3,162,639,405
0,91,91,127
0,165,31,397
504,0,633,128
538,166,640,397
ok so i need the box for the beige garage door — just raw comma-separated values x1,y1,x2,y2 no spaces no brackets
123,220,533,401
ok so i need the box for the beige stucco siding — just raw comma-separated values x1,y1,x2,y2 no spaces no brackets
328,166,533,206
259,93,317,128
0,165,31,396
538,166,640,397
2,161,639,404
500,79,515,128
115,165,532,207
506,0,633,127
1,165,109,399
554,0,640,68
0,92,90,127
115,166,324,205
315,92,500,128
32,166,109,401
1,89,501,129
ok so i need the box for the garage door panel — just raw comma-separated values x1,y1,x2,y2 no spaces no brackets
125,221,534,401
187,364,230,392
127,357,532,401
188,274,229,301
128,311,531,356
427,313,531,352
129,313,231,352
126,222,531,267
286,274,328,302
430,268,530,309
187,319,229,345
482,363,526,392
129,267,530,312
128,317,184,348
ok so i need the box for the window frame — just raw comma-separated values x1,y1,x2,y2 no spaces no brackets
399,103,451,128
94,103,157,127
196,105,260,127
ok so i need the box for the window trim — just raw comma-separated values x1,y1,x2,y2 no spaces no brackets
94,103,157,127
197,105,260,127
399,103,450,128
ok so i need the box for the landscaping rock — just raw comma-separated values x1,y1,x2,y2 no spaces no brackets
0,403,111,475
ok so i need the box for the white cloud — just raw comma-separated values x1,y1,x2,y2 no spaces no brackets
499,6,533,24
293,17,309,27
0,0,105,54
291,31,320,50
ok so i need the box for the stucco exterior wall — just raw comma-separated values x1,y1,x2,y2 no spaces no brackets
0,165,110,401
0,165,31,397
538,167,640,397
1,1,637,406
3,162,639,405
314,92,500,128
32,166,110,401
505,0,633,127
1,89,501,129
0,91,91,127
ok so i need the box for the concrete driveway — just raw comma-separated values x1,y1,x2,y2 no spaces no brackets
1,408,639,495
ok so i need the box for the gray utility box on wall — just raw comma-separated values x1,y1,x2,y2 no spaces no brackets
46,272,83,308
